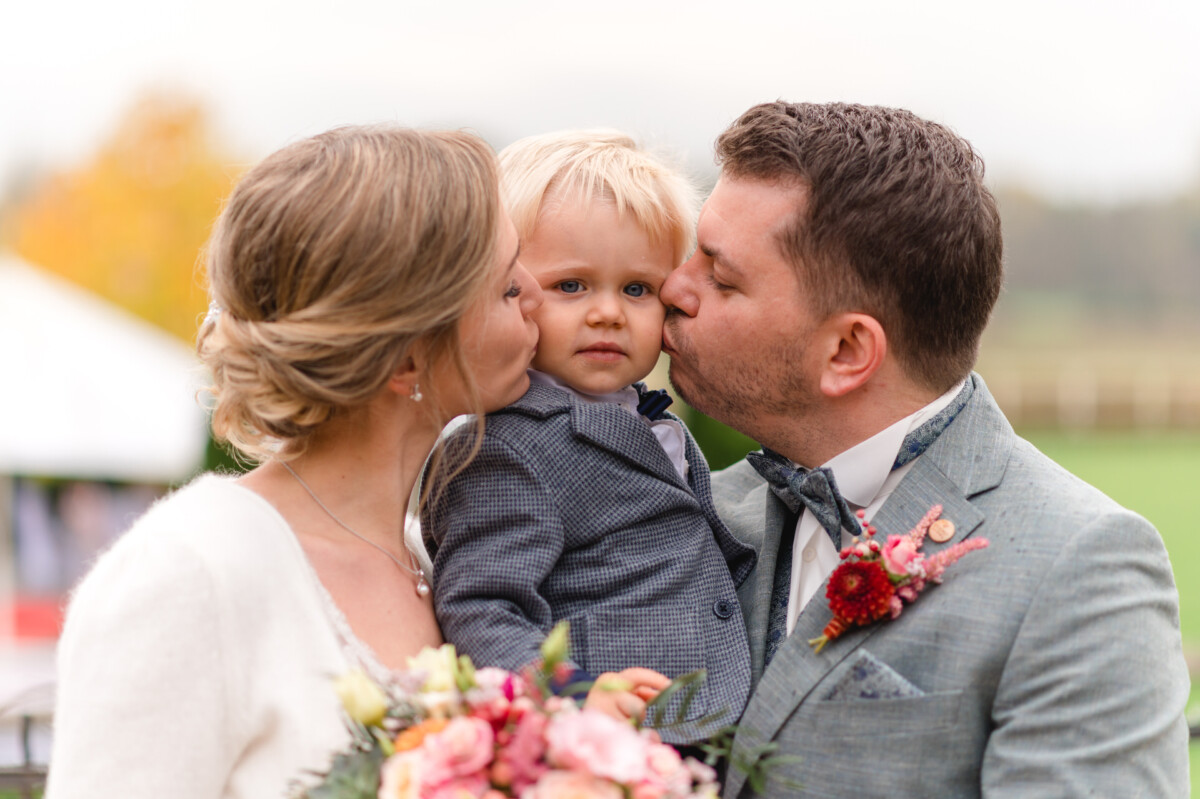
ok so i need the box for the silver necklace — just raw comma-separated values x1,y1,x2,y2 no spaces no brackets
282,461,430,597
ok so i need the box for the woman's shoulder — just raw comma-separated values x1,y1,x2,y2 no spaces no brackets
67,471,306,622
115,471,293,557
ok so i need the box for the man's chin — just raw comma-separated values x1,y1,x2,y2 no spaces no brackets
666,361,699,411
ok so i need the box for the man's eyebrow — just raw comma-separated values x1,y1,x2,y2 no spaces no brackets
704,243,746,280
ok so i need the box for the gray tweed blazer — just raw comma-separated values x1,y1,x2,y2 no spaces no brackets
424,380,756,742
716,373,1190,798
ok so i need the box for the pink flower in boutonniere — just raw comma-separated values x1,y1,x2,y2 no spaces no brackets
808,504,989,653
881,535,921,576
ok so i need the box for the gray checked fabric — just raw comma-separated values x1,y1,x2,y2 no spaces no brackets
754,378,974,668
423,380,756,744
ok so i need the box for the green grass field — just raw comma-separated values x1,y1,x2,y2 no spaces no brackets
1022,430,1200,646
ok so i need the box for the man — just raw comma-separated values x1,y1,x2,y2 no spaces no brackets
660,102,1190,797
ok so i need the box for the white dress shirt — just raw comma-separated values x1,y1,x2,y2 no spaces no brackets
528,370,690,480
785,380,966,634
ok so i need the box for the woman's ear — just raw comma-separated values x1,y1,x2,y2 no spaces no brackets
818,313,887,398
387,355,421,397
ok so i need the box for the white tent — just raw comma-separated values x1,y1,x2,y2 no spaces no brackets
0,254,207,483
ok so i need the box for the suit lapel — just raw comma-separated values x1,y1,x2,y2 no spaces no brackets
685,432,758,586
570,400,686,488
725,374,1014,798
739,490,792,684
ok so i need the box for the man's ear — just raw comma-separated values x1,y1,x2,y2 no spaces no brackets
818,313,887,398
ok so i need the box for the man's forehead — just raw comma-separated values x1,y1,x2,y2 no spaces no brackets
702,176,804,225
698,175,806,253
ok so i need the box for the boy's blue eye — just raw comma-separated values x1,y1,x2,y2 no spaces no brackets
505,280,522,299
624,283,648,298
558,280,582,294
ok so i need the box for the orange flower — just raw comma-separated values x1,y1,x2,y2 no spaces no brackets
393,717,449,751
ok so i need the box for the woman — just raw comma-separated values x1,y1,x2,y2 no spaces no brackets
45,125,543,797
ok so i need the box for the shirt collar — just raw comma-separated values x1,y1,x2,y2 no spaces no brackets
821,379,967,508
527,370,640,415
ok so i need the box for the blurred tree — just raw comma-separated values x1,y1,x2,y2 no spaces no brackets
2,91,240,341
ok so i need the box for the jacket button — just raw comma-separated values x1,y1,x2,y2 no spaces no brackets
713,599,734,619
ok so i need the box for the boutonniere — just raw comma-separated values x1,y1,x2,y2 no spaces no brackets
808,505,989,653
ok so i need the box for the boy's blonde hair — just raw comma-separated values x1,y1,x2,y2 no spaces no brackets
499,129,699,265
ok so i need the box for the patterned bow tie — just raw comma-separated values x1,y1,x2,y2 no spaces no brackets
636,388,673,421
745,453,860,549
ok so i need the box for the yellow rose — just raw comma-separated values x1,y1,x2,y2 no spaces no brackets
406,644,458,693
333,669,388,727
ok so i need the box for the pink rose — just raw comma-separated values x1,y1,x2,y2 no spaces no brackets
545,710,647,784
646,742,681,774
378,751,424,799
423,717,495,785
425,775,490,799
498,706,550,792
684,758,718,786
634,743,693,798
523,770,625,799
881,535,921,577
466,667,517,723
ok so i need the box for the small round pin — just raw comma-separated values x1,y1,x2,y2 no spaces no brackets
928,518,956,543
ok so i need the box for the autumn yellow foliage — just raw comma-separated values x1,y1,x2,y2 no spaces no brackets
3,92,242,341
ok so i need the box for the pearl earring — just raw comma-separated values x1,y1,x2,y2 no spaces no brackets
410,382,423,402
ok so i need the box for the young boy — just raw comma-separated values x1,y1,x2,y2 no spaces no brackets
423,131,755,743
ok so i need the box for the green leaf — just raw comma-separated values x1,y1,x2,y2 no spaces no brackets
295,744,384,799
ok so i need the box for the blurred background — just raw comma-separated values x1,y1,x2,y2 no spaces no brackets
1,0,1197,790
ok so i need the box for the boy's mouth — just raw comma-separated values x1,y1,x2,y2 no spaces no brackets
578,342,625,359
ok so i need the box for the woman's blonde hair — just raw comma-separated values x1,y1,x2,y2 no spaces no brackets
499,129,699,266
197,125,499,462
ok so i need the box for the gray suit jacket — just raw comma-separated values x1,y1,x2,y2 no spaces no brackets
424,380,756,742
716,374,1190,797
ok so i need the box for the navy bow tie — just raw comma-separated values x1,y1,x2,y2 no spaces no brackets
745,453,860,550
636,388,673,421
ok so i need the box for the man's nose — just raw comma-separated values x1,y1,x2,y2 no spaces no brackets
661,255,699,318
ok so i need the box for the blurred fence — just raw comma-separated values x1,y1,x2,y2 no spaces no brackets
981,365,1200,430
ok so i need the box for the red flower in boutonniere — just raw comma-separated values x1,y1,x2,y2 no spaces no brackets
808,504,989,653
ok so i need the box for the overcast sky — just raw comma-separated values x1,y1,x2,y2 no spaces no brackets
3,0,1198,204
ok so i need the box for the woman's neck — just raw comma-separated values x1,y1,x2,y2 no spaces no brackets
244,397,442,557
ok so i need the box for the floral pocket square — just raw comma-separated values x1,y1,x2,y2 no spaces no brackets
822,650,924,701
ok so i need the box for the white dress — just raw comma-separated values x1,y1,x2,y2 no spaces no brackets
45,473,393,799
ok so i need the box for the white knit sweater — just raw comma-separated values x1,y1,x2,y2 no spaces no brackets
46,473,382,799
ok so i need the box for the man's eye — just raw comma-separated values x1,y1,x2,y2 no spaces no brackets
707,275,734,292
624,283,649,298
558,280,582,294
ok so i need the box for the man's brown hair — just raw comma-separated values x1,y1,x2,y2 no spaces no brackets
716,102,1003,392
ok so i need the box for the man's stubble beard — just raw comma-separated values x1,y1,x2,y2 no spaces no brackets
665,322,818,443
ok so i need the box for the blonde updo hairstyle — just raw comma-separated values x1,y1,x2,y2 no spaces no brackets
197,125,499,462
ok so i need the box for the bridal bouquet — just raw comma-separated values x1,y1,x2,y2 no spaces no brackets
294,623,721,799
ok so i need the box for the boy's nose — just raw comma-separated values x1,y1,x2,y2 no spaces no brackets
586,293,625,326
